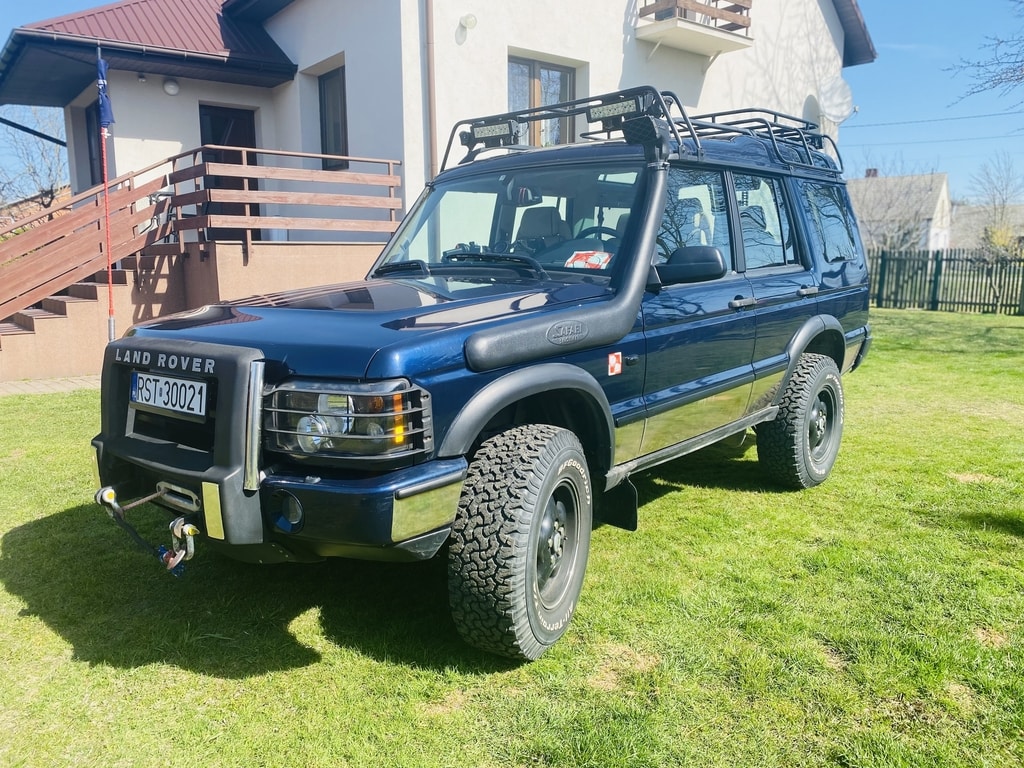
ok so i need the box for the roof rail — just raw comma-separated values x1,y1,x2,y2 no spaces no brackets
439,85,707,172
688,108,844,175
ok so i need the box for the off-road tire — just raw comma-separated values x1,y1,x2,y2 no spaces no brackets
448,424,592,660
755,353,844,489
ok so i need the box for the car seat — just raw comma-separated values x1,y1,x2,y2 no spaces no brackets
515,207,571,252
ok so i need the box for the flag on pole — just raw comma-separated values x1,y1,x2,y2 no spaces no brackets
97,51,116,341
97,57,115,128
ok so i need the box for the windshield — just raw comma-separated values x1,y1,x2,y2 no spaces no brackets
375,160,646,281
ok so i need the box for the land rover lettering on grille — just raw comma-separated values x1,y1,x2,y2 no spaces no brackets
114,347,216,374
93,86,870,662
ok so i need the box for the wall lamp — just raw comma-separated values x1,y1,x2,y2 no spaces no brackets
162,78,180,96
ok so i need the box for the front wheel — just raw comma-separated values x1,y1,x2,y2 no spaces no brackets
448,425,592,660
755,353,844,489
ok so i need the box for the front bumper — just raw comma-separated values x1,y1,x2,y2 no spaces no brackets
95,436,467,564
93,337,466,564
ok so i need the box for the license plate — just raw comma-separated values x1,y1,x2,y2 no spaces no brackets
131,371,207,418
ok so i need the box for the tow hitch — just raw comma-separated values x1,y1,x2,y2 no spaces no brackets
94,486,200,576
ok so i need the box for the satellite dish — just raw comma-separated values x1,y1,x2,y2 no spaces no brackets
819,76,855,123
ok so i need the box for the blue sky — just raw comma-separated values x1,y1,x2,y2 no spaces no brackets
5,0,1024,201
844,0,1024,200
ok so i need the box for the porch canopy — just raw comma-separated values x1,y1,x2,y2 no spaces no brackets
0,0,296,107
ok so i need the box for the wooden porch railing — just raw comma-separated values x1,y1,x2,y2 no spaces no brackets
0,147,401,322
639,0,753,34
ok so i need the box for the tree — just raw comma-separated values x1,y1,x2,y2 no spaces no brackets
0,106,68,218
969,151,1024,247
968,152,1024,311
957,0,1024,101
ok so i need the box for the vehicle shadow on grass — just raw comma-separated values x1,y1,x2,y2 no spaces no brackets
0,504,517,678
630,438,777,504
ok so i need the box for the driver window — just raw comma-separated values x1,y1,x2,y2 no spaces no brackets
660,167,731,264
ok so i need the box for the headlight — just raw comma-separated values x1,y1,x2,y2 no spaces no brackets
264,379,431,460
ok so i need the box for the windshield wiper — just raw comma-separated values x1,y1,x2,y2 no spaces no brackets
440,251,549,280
372,259,431,278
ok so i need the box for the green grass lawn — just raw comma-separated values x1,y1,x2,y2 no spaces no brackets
1,308,1022,767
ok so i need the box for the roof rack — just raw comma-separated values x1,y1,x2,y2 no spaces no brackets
688,108,844,175
438,87,842,176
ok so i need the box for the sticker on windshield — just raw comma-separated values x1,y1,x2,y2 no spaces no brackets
564,251,611,269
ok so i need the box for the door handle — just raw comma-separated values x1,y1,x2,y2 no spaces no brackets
797,285,819,297
729,295,756,309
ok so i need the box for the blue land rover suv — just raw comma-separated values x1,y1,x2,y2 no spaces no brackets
93,86,870,660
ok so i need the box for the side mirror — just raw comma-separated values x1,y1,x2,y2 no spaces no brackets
655,246,727,286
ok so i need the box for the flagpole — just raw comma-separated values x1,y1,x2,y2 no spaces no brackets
97,46,116,342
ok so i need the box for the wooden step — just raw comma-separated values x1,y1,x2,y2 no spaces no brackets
120,254,160,271
11,307,65,332
88,268,130,285
42,295,94,316
0,320,31,336
69,282,103,300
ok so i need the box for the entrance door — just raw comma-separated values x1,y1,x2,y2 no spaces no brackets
199,105,259,241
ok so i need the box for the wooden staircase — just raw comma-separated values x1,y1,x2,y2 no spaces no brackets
0,145,402,382
0,260,142,381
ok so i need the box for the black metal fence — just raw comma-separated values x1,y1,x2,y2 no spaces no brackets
867,249,1024,315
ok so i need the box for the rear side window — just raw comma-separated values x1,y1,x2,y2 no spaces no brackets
732,174,799,270
799,182,859,263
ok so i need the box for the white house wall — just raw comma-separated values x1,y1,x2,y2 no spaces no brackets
266,0,407,169
65,70,278,192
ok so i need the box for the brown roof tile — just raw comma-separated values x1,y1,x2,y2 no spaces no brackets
27,0,289,65
0,0,295,106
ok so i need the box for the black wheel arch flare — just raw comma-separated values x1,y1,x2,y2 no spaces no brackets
778,315,846,405
437,363,616,475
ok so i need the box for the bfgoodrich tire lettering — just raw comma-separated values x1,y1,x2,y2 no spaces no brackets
755,352,844,489
447,424,592,660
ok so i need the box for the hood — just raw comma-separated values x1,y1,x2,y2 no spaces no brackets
128,276,611,379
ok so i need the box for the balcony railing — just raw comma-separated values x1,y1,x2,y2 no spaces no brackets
639,0,752,35
637,1,753,57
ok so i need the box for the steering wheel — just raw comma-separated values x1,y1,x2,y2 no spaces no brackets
575,225,618,241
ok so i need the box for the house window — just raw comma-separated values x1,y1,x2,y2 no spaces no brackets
318,66,348,170
508,57,574,146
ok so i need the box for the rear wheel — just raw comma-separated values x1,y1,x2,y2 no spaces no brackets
448,424,592,660
756,353,844,489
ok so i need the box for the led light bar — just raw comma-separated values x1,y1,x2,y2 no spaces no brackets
471,120,517,142
587,97,642,123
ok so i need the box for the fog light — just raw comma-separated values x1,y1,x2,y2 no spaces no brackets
272,491,304,533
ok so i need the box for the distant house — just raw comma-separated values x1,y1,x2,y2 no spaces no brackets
0,0,876,202
0,184,71,228
847,171,951,251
